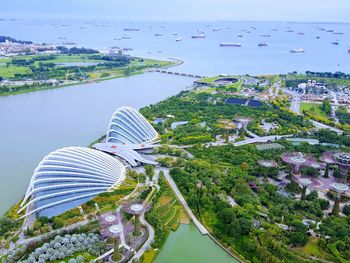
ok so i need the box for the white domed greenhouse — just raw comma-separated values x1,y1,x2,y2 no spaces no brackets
106,106,158,145
19,147,126,218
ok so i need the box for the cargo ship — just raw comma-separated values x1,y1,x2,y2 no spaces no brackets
258,42,268,47
191,34,206,39
123,28,139,31
220,43,242,47
290,48,305,53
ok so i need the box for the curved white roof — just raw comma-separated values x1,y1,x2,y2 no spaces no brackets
19,147,126,218
106,106,158,144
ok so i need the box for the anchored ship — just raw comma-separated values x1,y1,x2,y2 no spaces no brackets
258,42,268,47
192,34,206,39
220,43,242,47
290,48,305,53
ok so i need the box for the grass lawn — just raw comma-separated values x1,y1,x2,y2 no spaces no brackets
300,102,326,117
193,87,217,94
0,65,32,78
294,238,337,262
141,248,158,263
51,251,95,263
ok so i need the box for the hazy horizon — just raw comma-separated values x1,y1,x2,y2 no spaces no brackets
1,0,350,23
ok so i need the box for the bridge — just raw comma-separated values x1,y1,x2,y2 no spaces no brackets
150,69,206,79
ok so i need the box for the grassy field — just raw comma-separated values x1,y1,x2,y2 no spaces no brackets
294,238,338,262
141,248,158,263
0,53,175,96
0,65,31,78
300,102,326,117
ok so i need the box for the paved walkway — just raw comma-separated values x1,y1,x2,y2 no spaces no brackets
129,209,155,262
283,88,301,115
161,168,208,235
310,120,343,135
232,134,293,146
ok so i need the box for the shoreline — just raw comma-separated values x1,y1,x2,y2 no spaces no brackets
0,57,182,98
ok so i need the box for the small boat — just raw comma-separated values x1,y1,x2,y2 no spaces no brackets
286,29,293,33
290,48,305,53
220,43,241,47
298,32,304,35
197,29,204,33
121,36,131,39
333,32,344,35
213,28,221,31
191,35,206,39
122,48,133,51
348,48,350,54
154,33,162,36
123,28,139,31
271,28,278,31
326,29,334,32
171,32,178,35
258,42,268,47
331,40,339,45
246,30,251,33
175,37,182,42
260,34,271,37
237,34,243,38
316,36,320,39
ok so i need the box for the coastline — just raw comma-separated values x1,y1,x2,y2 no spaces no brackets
0,57,183,97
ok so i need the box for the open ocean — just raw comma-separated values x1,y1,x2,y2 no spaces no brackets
0,18,349,75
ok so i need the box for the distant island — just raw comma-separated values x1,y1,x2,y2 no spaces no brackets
0,37,178,96
0,35,33,45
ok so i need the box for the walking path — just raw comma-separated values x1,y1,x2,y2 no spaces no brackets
283,88,301,115
310,120,343,135
232,134,293,146
129,210,155,262
161,168,208,235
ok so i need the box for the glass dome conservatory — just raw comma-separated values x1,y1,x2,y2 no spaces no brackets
106,106,158,145
19,147,126,218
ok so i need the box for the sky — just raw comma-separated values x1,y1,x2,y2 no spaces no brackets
1,0,350,22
